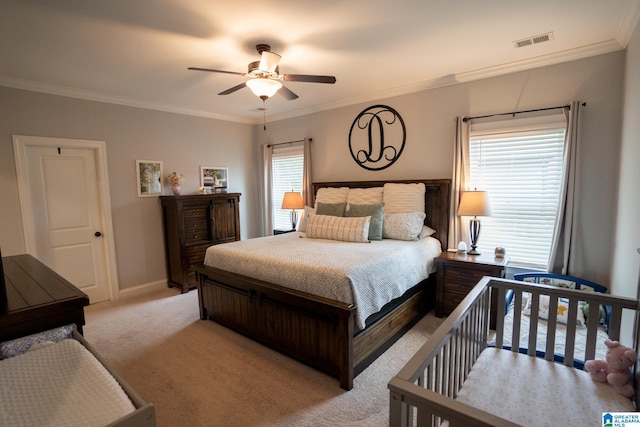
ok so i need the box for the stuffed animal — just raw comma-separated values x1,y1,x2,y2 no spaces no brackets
584,339,636,398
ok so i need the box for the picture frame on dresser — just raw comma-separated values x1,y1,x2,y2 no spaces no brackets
200,166,228,193
136,160,163,197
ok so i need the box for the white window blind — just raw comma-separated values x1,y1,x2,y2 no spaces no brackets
272,144,304,230
469,118,565,269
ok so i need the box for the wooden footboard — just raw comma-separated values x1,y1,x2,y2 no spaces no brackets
389,277,639,427
196,264,434,390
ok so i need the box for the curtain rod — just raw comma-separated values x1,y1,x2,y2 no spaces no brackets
267,138,311,148
462,103,586,123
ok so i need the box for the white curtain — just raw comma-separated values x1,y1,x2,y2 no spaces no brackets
448,117,471,250
302,138,313,206
548,101,583,274
262,144,274,236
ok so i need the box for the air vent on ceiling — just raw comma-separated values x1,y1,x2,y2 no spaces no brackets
514,32,554,48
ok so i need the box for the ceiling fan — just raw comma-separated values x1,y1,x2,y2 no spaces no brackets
188,44,336,101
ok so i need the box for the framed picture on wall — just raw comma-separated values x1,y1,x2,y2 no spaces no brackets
136,160,163,197
200,166,228,193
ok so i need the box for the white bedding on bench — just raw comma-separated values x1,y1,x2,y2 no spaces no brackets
204,232,442,329
0,339,135,427
456,348,634,426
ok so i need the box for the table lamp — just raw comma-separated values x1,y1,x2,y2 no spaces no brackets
281,191,305,230
457,190,492,255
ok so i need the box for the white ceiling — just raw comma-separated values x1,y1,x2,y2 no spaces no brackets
1,1,639,125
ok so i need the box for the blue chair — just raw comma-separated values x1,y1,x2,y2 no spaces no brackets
513,271,610,328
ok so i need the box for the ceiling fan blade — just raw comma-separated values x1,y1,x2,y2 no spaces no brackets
283,74,336,84
259,51,281,73
218,82,247,95
278,85,299,100
188,67,245,76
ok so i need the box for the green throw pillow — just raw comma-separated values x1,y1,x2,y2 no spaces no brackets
347,203,384,240
315,202,347,217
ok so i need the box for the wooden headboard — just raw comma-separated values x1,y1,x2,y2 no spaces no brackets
312,179,451,249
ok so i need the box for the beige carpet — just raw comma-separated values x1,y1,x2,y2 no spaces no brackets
83,287,443,427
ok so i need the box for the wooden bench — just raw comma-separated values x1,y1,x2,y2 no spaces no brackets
0,254,90,341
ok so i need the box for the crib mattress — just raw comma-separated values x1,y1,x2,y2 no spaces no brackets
456,348,634,426
0,338,135,427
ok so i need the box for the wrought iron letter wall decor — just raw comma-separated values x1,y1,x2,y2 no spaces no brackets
348,104,406,171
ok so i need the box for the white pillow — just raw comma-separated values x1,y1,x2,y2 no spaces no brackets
315,187,350,206
382,212,426,241
419,225,436,239
347,187,383,206
523,295,586,327
305,214,371,243
382,183,425,214
297,205,315,232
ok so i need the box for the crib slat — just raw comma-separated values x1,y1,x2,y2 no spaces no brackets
526,292,540,356
608,307,623,341
545,296,558,362
584,302,600,362
562,298,578,366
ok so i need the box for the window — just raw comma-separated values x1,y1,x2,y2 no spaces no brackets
272,144,304,230
468,115,565,269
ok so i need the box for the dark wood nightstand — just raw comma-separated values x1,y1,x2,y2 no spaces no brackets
435,252,509,326
273,229,296,235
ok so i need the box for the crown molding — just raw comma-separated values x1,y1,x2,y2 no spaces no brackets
264,40,626,125
0,76,254,124
0,37,629,127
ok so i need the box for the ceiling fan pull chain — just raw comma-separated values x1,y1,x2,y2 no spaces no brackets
263,100,267,131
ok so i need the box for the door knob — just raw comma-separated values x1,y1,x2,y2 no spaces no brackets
95,231,102,237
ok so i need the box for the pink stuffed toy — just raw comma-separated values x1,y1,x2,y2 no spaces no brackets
584,339,636,398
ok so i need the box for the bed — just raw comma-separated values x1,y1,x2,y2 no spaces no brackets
195,179,450,390
389,276,639,427
0,325,156,427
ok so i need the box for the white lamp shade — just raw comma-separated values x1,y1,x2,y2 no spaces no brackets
281,191,304,210
259,51,281,73
246,78,282,98
457,190,492,217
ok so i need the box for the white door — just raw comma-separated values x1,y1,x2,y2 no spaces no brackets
13,136,117,303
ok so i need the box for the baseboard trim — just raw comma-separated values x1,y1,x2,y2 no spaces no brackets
117,279,168,300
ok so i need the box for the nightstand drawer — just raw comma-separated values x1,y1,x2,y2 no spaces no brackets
445,267,487,285
435,252,509,322
441,289,468,313
442,277,478,293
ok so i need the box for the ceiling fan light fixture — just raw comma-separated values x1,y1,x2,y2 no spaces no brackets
246,78,282,99
259,51,281,73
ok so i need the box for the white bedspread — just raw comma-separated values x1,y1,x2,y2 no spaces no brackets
204,232,442,329
0,339,135,427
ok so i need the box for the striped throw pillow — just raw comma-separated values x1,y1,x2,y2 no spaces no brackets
305,214,371,243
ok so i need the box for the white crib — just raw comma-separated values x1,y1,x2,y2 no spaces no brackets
389,276,639,427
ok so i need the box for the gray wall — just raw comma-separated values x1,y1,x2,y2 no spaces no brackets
258,52,625,287
0,50,629,295
0,88,256,290
612,22,640,298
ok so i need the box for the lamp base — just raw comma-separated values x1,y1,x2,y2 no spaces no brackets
467,247,481,256
290,210,298,231
468,217,482,256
